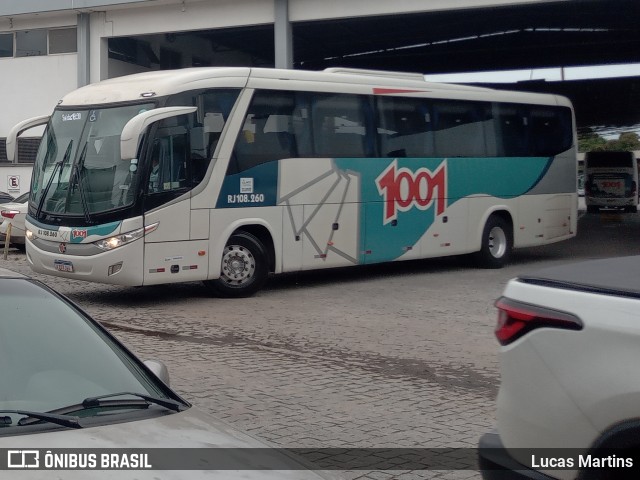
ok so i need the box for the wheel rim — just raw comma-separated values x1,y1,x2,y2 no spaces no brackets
220,245,256,286
488,226,507,258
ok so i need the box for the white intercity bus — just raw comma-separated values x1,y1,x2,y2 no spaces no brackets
8,67,578,296
584,150,638,213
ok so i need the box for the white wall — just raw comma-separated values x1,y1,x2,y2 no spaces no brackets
0,11,75,31
0,34,72,194
0,164,33,196
0,12,78,137
0,54,77,137
104,0,273,37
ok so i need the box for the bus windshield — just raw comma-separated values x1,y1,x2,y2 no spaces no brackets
31,103,154,219
586,151,634,168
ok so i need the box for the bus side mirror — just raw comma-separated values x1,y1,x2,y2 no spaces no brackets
6,114,51,163
120,106,197,161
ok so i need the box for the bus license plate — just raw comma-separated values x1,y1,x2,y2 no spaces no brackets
54,260,74,273
37,228,59,239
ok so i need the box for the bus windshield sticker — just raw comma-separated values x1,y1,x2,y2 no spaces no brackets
61,112,82,122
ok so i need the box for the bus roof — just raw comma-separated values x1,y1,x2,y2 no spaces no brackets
59,67,572,108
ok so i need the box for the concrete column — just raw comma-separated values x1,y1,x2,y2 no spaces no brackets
77,12,91,87
98,36,109,81
274,0,293,69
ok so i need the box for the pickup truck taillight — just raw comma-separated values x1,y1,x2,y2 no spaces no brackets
494,297,583,346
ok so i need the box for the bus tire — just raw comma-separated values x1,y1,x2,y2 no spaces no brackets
475,215,512,269
206,232,268,298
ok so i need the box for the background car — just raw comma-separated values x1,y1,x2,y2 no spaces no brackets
0,267,337,479
0,191,29,248
0,190,14,203
479,256,640,480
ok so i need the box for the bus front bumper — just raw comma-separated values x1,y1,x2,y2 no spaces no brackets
25,236,145,286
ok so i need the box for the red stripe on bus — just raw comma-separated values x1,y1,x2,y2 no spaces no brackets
372,88,427,95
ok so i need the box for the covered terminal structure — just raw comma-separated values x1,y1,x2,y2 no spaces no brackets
0,0,638,171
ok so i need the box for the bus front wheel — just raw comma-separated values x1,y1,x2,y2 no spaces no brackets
206,232,268,298
475,215,512,269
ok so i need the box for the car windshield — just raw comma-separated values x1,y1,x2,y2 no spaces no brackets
30,103,154,218
13,192,29,203
0,278,168,419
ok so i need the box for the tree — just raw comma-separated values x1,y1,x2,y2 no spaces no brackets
578,132,607,152
578,131,640,152
614,132,640,151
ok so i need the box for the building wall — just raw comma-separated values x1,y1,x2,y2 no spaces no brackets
104,0,273,37
0,13,77,138
0,164,34,196
0,55,76,136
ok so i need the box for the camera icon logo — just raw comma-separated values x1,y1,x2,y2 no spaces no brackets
7,450,40,469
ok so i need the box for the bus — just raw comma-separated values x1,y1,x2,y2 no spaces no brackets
584,150,638,213
8,67,577,297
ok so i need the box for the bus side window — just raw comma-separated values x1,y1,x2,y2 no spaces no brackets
376,96,434,158
231,91,300,173
493,104,529,157
310,93,369,158
189,126,207,183
432,101,491,158
229,90,379,174
148,130,187,194
528,107,573,156
165,88,240,183
292,103,313,157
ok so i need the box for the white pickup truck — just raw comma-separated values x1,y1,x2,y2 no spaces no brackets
479,255,640,480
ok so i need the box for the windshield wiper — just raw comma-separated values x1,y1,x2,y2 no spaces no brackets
82,392,185,412
3,393,183,428
37,392,185,417
69,142,92,224
35,140,73,220
0,410,83,429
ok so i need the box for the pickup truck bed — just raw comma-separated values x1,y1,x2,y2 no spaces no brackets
517,255,640,299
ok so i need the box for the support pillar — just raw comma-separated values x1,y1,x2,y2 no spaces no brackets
77,12,90,87
274,0,293,69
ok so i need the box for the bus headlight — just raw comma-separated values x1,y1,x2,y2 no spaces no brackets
25,229,37,241
94,223,159,251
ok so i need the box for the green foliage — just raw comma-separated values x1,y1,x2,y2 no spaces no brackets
578,131,640,152
578,132,607,152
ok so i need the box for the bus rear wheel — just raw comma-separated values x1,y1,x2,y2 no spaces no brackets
475,215,512,269
206,232,268,298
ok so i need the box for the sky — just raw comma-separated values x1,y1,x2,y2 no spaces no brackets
423,62,640,83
